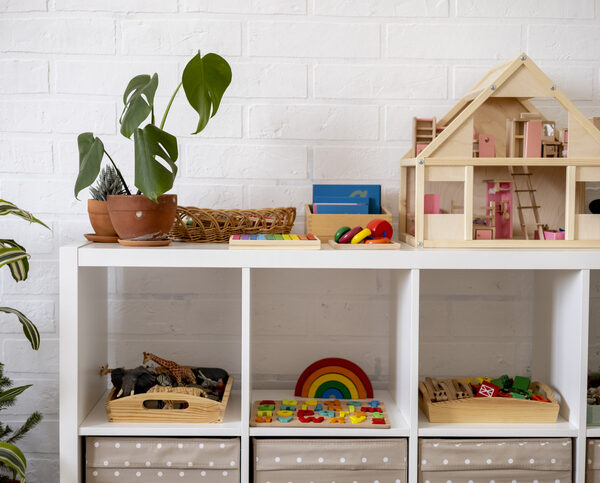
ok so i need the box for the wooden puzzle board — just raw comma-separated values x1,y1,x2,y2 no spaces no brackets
250,398,390,429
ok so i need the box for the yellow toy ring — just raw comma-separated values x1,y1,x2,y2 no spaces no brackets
351,228,371,244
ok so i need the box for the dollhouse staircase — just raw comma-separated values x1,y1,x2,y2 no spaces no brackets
508,166,545,240
413,118,436,156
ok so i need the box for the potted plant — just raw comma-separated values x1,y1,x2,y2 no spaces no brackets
0,199,46,482
74,51,232,242
86,165,126,240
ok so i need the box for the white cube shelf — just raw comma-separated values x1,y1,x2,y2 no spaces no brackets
60,242,595,482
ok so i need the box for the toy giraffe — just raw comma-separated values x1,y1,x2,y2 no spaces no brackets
142,352,196,386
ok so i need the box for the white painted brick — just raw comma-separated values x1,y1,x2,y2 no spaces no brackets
451,300,533,337
3,339,58,374
184,143,307,179
421,270,534,298
57,216,92,246
12,420,58,454
228,62,307,98
305,298,390,336
0,138,53,174
1,261,59,296
0,60,47,94
0,300,55,334
0,0,45,11
0,178,84,215
173,182,244,208
0,219,55,254
0,18,115,54
49,100,116,135
248,21,380,58
385,104,452,141
8,378,58,416
315,0,448,17
529,25,600,60
0,101,51,133
249,104,379,140
27,457,59,483
247,184,312,212
315,63,446,99
419,297,451,337
182,0,306,13
313,146,401,180
457,0,594,18
253,296,314,335
55,60,179,96
120,19,241,56
55,0,177,12
386,24,521,59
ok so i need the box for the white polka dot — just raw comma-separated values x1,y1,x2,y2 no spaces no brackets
157,443,162,449
383,456,389,463
551,458,556,464
124,461,130,467
433,443,439,447
113,442,120,449
590,459,593,464
533,480,538,483
555,480,560,483
222,471,228,476
446,480,451,483
443,459,448,465
201,471,206,476
179,471,185,477
490,480,495,483
318,457,324,463
230,460,236,466
508,458,514,464
103,460,108,466
220,443,225,448
530,458,535,464
188,461,193,467
421,459,427,465
92,471,98,477
396,480,400,483
297,457,302,463
94,442,99,448
469,481,474,483
275,456,280,463
562,442,569,446
512,480,517,483
454,443,461,447
199,443,204,449
425,480,430,483
145,461,151,467
114,471,120,477
209,461,214,467
375,480,380,483
158,472,163,478
167,461,172,467
519,442,526,446
255,457,259,462
178,443,183,449
361,457,367,463
339,457,345,463
465,458,470,464
136,443,141,449
136,472,141,477
486,458,492,464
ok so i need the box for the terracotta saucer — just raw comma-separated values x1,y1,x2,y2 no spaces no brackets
84,233,118,243
117,238,171,247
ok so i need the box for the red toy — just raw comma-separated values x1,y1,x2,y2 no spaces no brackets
476,381,500,398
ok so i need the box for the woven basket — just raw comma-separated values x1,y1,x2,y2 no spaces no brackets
169,206,296,243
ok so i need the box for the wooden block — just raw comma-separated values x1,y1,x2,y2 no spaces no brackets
476,381,500,398
424,193,441,214
513,376,530,392
524,121,542,157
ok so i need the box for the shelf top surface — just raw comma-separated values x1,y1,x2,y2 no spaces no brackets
69,241,600,270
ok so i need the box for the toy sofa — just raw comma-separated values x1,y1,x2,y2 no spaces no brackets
419,438,571,482
86,437,239,482
253,438,407,482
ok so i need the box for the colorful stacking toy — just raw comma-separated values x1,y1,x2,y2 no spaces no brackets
334,219,393,245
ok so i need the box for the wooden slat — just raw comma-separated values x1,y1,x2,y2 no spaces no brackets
415,163,425,245
565,165,576,240
464,166,473,240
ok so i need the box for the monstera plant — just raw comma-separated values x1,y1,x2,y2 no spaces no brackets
0,199,45,482
74,51,232,242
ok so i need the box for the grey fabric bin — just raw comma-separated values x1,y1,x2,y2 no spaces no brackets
86,436,239,482
253,438,407,483
587,438,600,481
419,438,572,483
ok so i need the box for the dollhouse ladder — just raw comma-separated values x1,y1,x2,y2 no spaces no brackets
508,166,545,240
413,117,436,156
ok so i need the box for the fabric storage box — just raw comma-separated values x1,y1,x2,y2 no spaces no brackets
588,438,600,481
419,438,572,482
254,438,407,483
86,437,239,482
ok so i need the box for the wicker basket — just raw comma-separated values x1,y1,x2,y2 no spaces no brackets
169,206,296,243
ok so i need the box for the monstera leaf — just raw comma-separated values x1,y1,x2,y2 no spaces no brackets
134,125,178,202
74,133,104,199
182,52,232,134
0,442,27,482
120,74,159,139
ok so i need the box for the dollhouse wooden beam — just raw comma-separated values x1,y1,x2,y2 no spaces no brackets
399,166,407,236
402,157,600,167
415,163,425,246
464,166,473,240
565,166,576,241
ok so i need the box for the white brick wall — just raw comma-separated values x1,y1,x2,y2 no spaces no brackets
2,2,600,481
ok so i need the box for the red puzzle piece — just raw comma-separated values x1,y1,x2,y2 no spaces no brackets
476,381,500,398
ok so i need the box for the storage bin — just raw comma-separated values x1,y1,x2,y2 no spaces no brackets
86,437,240,482
304,205,393,242
588,438,600,482
419,438,572,482
253,438,407,483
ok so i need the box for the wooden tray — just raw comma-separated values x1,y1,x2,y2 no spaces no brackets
250,398,390,429
419,377,560,423
328,240,401,250
105,376,233,423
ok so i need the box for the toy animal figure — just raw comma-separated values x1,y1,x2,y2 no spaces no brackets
101,364,157,398
142,352,196,386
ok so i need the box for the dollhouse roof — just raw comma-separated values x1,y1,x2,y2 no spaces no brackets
404,52,600,159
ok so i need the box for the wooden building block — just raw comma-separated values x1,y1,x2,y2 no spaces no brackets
424,193,440,214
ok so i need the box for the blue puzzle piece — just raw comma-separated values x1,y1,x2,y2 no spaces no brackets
314,403,322,411
280,404,296,411
319,410,335,417
277,415,293,423
368,400,380,407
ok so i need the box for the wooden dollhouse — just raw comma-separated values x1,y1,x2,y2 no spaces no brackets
400,53,600,247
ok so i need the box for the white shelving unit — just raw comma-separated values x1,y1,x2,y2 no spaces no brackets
60,242,597,483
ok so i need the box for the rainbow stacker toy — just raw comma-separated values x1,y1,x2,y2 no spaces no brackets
228,234,321,250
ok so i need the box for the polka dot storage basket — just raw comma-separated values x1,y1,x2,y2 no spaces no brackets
253,438,407,483
86,437,239,482
588,439,600,481
419,438,572,482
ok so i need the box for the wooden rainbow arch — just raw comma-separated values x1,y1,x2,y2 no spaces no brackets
294,358,374,399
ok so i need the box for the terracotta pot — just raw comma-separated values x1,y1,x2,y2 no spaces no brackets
88,199,117,236
107,194,177,240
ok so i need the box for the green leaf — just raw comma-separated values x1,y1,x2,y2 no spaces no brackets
182,51,232,135
0,442,27,482
133,125,178,202
0,200,49,229
0,307,40,350
75,133,105,199
120,73,159,139
0,385,32,404
0,240,29,282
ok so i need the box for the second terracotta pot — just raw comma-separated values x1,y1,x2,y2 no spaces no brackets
107,194,177,240
88,199,117,236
